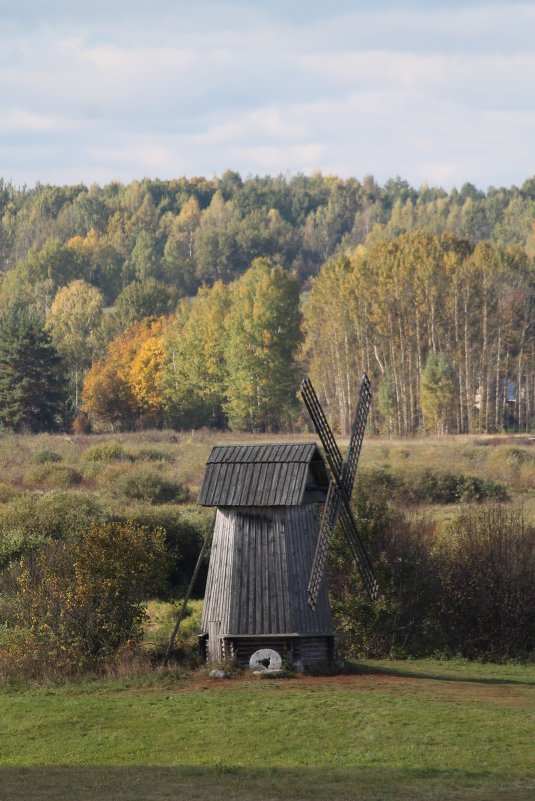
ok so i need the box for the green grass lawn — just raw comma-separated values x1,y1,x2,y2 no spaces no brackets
1,659,534,800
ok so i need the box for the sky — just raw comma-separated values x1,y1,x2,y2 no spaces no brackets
1,0,534,191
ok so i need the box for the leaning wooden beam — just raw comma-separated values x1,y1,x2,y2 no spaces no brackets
162,513,216,668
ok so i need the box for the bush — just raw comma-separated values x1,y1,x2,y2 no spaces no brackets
0,482,17,503
32,448,63,464
328,485,442,659
142,598,204,667
358,466,507,506
111,465,187,505
502,446,533,467
72,412,92,435
23,463,83,489
82,441,131,463
435,504,535,660
3,522,168,677
329,490,535,661
0,492,104,568
137,447,172,462
111,505,213,592
456,475,508,502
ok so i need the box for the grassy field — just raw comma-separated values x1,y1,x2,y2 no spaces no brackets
1,659,534,800
2,430,535,799
3,427,535,563
2,428,535,505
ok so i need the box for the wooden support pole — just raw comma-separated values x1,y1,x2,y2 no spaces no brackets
162,514,215,668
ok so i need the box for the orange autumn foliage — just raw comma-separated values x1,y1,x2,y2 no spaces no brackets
82,317,172,429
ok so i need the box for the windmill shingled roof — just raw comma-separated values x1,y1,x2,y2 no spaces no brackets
197,442,329,507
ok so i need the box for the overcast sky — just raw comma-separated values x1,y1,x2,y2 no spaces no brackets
1,1,534,190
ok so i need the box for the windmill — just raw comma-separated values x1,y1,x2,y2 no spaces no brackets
170,372,379,669
301,373,380,611
196,441,335,665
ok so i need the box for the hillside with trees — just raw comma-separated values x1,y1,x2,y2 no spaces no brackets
1,172,535,434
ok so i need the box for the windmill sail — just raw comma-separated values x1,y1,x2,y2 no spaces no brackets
307,481,341,611
340,373,372,499
302,374,380,609
301,378,343,477
338,501,380,601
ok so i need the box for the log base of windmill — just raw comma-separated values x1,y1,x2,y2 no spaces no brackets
199,631,335,667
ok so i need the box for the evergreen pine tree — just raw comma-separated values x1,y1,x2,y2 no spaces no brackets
420,352,457,435
377,372,397,437
0,310,68,432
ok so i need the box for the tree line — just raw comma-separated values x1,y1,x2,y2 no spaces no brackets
1,230,535,435
81,259,301,432
1,170,535,435
1,172,535,311
305,232,535,435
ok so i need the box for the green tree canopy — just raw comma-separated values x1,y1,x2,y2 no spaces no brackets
224,259,302,431
115,279,176,329
161,281,231,428
420,352,457,434
129,229,161,282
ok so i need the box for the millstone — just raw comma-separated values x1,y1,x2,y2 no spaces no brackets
249,648,283,672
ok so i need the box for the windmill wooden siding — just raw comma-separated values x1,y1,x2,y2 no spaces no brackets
198,443,335,665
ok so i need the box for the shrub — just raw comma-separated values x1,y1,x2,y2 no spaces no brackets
502,446,533,467
111,505,213,592
32,449,63,465
137,446,172,462
72,411,92,435
82,441,131,463
358,466,507,506
0,482,17,503
456,475,508,502
329,488,535,661
5,521,168,676
435,504,535,660
111,465,187,505
142,598,203,667
328,485,442,659
394,447,410,460
411,468,458,504
0,492,104,568
23,463,83,489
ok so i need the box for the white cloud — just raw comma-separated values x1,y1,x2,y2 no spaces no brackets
0,108,77,134
1,1,535,188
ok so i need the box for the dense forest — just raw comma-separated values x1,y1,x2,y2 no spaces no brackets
1,171,535,435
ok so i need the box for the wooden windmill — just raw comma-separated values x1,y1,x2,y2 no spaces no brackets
196,374,379,666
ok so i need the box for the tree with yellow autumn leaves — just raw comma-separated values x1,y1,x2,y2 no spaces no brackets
82,260,302,432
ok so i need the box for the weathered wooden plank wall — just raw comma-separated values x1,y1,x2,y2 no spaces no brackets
200,505,334,662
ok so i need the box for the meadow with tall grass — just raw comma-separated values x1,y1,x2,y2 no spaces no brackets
1,430,535,799
1,428,535,669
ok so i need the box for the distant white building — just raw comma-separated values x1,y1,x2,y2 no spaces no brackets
474,378,518,410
